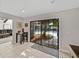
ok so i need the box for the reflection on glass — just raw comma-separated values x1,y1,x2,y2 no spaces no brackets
30,19,59,49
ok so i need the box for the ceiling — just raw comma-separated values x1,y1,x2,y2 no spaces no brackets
0,0,79,17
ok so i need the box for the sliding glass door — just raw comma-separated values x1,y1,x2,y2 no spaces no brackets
30,19,59,49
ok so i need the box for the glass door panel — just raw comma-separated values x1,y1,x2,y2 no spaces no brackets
30,21,41,44
30,19,59,49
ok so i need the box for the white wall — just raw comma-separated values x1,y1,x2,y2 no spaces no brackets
0,20,3,29
25,7,79,52
0,0,2,10
15,18,27,32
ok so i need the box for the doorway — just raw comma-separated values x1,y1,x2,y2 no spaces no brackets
0,17,13,44
30,19,59,49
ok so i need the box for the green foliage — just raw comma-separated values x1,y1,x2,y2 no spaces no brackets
53,19,59,27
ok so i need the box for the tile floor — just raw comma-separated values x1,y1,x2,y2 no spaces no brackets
0,36,12,44
0,36,71,58
0,41,56,58
59,50,71,58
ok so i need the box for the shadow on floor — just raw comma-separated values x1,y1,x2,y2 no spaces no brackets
31,43,59,57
